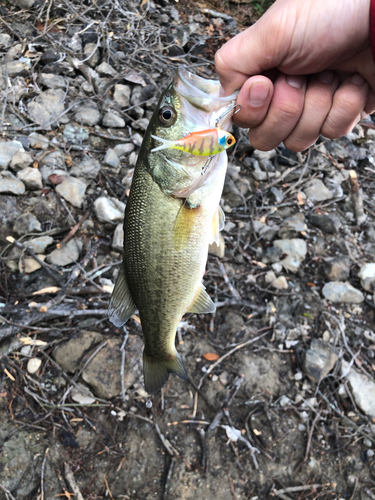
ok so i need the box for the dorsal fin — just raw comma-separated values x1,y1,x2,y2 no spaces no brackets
108,263,136,327
187,284,216,314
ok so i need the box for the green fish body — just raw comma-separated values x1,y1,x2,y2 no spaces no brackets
108,67,238,394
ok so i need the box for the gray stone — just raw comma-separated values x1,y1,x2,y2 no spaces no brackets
13,213,41,234
0,173,25,195
26,236,53,254
96,62,118,76
278,213,307,239
53,330,103,373
102,111,125,128
70,158,100,179
358,263,375,291
322,281,364,303
17,167,43,190
0,196,21,234
341,360,375,418
75,107,101,126
8,0,35,8
39,150,66,169
0,140,22,169
114,143,135,157
0,34,10,46
27,89,66,128
113,84,131,107
55,176,87,208
46,238,82,266
273,238,307,273
83,43,100,68
10,151,33,170
104,148,120,168
29,132,49,149
303,339,338,383
39,73,67,89
304,179,333,202
128,151,138,166
82,336,143,398
323,255,350,281
0,57,31,77
63,123,89,144
309,214,341,234
94,196,125,223
112,223,124,250
19,254,45,273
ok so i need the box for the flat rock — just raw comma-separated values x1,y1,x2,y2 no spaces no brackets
96,62,118,76
19,254,45,273
13,213,41,234
29,132,49,150
39,73,67,89
341,360,375,418
55,177,87,208
70,158,100,179
304,179,333,202
17,167,43,190
75,107,101,126
358,263,375,291
27,89,66,129
114,143,135,157
309,214,341,234
322,281,364,303
82,336,143,398
0,57,31,76
26,236,53,254
104,148,120,168
113,84,131,107
94,196,125,223
303,339,338,383
241,353,281,395
278,213,307,239
112,223,124,250
53,330,104,373
323,255,350,281
0,141,22,169
46,238,82,266
0,173,25,195
10,151,33,170
102,112,125,128
273,238,307,273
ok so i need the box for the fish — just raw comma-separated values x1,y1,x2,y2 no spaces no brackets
108,66,238,394
150,127,236,156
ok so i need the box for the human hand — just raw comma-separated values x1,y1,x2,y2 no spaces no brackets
215,0,375,151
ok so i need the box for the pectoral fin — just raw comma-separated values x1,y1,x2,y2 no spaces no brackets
187,284,216,314
173,200,199,251
108,263,136,327
210,206,225,245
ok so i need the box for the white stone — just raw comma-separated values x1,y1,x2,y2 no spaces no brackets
27,358,42,374
94,196,125,223
17,167,43,190
341,360,375,418
273,239,307,273
272,276,288,289
112,223,124,250
304,179,333,202
358,263,375,291
322,281,364,303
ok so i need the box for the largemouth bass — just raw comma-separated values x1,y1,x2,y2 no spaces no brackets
108,67,238,394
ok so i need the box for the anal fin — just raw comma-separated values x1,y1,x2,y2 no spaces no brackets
108,263,136,327
187,284,216,314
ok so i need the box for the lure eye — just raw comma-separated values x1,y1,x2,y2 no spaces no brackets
159,106,176,126
227,138,233,145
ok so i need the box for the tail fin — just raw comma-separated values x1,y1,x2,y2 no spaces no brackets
143,350,187,394
151,135,175,152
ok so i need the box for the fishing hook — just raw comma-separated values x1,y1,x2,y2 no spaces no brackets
214,104,242,128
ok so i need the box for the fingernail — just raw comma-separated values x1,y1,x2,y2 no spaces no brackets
351,74,365,86
286,75,304,89
318,70,334,84
361,111,369,120
249,82,269,106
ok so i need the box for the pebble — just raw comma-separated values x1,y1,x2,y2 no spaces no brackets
272,276,288,289
70,158,100,179
29,132,49,149
0,34,10,46
358,263,375,291
114,143,135,157
13,213,41,234
104,148,120,168
304,179,333,202
96,62,118,76
265,271,276,284
303,339,338,383
39,73,67,89
71,384,96,405
341,360,375,418
113,84,131,107
112,223,124,250
0,173,25,195
27,358,42,374
10,152,33,170
55,177,87,208
278,213,307,239
273,238,307,273
26,236,53,254
0,141,22,169
272,262,283,273
323,255,350,281
27,89,66,129
75,107,101,126
102,112,125,128
94,196,125,223
46,238,82,266
17,167,43,190
19,254,45,273
0,57,31,77
309,213,341,234
322,281,364,303
83,43,100,68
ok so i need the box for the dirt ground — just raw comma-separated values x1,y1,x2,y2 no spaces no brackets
1,0,375,498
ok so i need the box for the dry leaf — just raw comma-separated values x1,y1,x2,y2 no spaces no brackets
297,192,304,205
32,286,60,295
203,352,220,361
4,368,15,381
20,337,48,346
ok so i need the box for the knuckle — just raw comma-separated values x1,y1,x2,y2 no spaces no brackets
284,135,317,152
276,99,303,120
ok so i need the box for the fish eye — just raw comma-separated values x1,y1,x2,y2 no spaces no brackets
159,106,176,126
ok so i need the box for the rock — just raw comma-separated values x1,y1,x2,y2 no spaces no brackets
96,62,118,76
55,177,87,208
0,34,10,46
82,336,143,398
322,281,364,303
94,196,125,223
0,57,31,77
63,123,89,144
19,254,46,273
208,233,225,258
358,263,375,291
272,276,288,289
26,236,53,254
102,111,125,128
341,360,375,418
114,143,135,157
75,107,101,126
0,172,25,195
27,89,66,129
38,150,65,169
113,84,131,107
10,151,33,170
323,256,350,281
53,330,104,373
128,151,138,166
17,167,43,190
83,43,100,68
29,132,49,149
309,214,341,234
39,73,67,89
112,223,124,250
27,358,42,374
304,179,333,202
241,353,281,394
278,213,307,239
0,196,21,234
46,238,82,266
70,158,100,179
14,213,41,234
273,238,307,273
103,149,119,168
265,271,276,284
8,0,35,8
0,141,22,169
71,383,96,405
303,339,338,383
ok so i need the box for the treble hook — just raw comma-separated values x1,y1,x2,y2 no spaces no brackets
215,104,242,128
